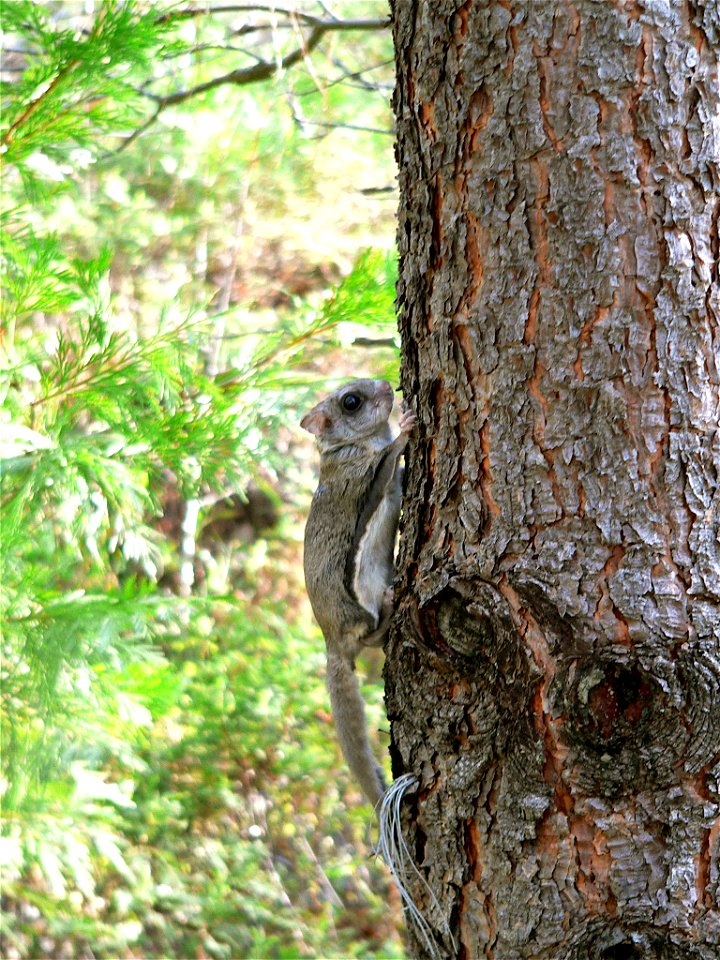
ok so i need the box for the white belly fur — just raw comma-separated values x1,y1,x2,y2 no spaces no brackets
352,492,396,623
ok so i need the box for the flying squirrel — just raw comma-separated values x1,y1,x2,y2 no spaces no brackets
301,379,416,805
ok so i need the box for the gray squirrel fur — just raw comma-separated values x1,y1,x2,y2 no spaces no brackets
301,379,415,805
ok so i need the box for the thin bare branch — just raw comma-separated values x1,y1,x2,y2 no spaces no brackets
293,118,394,136
110,11,390,152
105,104,161,158
150,24,324,107
155,5,388,32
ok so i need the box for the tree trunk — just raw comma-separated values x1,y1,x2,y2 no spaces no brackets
387,1,720,957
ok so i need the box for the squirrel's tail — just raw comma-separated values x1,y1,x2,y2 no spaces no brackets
326,652,386,807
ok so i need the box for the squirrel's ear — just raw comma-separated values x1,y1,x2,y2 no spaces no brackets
300,409,330,436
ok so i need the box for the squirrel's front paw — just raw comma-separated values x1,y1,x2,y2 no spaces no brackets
398,407,417,435
382,585,395,613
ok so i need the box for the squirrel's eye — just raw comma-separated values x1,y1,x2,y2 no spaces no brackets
342,393,362,412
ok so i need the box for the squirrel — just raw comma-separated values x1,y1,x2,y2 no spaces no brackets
301,379,416,806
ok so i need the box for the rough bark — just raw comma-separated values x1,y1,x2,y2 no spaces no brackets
387,1,720,958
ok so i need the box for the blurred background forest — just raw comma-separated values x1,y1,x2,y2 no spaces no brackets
1,2,407,957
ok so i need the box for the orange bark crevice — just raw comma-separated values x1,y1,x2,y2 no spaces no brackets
497,0,519,67
460,807,499,959
534,46,564,153
564,809,616,918
593,545,633,643
524,159,551,344
527,355,565,514
456,209,484,322
597,544,627,584
629,26,653,186
465,86,494,158
431,174,444,272
573,299,613,381
454,0,472,41
478,419,500,522
527,356,547,422
418,100,437,143
695,810,720,910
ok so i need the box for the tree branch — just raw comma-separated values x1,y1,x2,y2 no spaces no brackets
113,10,390,152
148,24,325,108
292,118,394,136
155,6,388,32
1,59,79,149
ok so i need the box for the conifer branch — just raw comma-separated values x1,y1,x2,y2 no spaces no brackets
1,60,80,149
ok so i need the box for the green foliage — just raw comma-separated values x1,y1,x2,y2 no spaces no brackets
3,598,400,959
1,2,403,957
1,0,176,170
321,247,398,328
